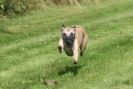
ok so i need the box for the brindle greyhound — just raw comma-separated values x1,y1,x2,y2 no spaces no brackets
58,25,88,64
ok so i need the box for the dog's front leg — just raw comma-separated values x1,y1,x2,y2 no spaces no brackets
58,38,64,53
73,39,79,64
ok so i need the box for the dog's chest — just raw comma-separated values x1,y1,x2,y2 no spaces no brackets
63,46,73,56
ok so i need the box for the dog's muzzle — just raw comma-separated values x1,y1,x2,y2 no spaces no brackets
63,36,75,47
65,39,72,45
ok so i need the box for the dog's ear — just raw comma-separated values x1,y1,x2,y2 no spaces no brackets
72,26,76,28
74,29,76,32
61,24,66,31
61,24,66,28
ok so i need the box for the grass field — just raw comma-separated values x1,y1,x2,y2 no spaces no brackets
0,0,133,89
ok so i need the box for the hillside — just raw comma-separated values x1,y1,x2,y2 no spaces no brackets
0,0,133,89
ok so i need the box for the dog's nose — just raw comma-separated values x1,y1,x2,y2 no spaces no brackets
65,38,71,44
66,39,71,43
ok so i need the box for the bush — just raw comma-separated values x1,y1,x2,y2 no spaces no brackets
0,0,47,16
0,0,105,16
26,0,46,10
0,0,27,16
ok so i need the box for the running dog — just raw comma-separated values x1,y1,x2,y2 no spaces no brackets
58,25,88,64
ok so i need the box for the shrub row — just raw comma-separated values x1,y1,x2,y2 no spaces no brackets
0,0,102,16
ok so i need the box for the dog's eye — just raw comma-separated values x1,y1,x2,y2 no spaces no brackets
70,33,74,36
63,33,66,36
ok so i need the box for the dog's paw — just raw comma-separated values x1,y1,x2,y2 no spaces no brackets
73,61,78,64
80,51,83,56
57,46,62,53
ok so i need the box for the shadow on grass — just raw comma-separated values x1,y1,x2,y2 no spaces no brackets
58,65,82,76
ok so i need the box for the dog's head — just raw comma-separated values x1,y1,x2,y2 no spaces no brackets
61,24,76,46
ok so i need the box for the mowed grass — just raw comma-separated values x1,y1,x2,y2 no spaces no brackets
0,0,133,89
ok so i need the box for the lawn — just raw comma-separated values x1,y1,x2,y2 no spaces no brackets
0,0,133,89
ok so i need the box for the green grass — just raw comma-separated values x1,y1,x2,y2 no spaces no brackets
0,0,133,89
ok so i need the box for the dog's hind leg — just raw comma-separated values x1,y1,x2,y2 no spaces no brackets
80,44,83,56
80,34,88,56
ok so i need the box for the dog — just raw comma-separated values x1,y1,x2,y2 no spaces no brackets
58,25,88,64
